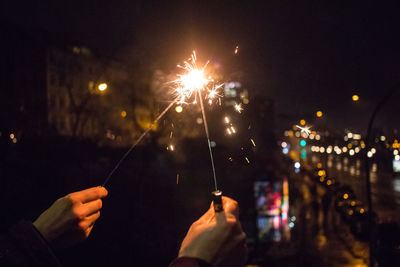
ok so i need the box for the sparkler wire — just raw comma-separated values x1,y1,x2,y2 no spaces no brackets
102,99,178,187
198,90,219,191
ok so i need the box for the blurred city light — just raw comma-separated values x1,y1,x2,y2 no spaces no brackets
352,94,359,101
300,140,306,147
121,110,127,117
175,106,183,113
98,83,108,92
294,162,301,169
299,119,306,126
316,111,323,117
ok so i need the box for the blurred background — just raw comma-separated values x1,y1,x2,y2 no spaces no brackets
1,1,400,266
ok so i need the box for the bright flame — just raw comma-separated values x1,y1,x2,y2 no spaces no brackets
173,51,222,105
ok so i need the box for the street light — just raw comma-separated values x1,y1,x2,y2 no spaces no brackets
316,111,323,117
352,94,359,101
175,106,183,113
98,83,108,92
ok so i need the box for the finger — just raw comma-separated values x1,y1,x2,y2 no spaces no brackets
197,205,215,224
85,211,101,225
71,187,108,203
79,211,101,230
82,199,103,216
221,197,239,219
85,224,94,238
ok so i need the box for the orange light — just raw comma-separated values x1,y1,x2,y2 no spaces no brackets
343,193,349,200
316,111,323,117
98,83,108,92
175,106,183,113
121,110,127,117
352,95,359,101
300,119,306,126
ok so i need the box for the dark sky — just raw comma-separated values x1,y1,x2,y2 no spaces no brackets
2,0,400,132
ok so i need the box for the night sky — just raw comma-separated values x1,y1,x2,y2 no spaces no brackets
2,0,400,131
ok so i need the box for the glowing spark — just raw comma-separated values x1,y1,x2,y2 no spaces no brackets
224,116,230,124
231,126,236,134
169,144,175,151
234,45,239,54
250,139,256,147
227,128,232,135
170,131,173,139
296,125,312,136
245,157,250,164
234,103,243,113
173,51,222,105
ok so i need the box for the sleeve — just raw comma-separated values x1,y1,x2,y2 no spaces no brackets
0,220,62,266
169,256,213,267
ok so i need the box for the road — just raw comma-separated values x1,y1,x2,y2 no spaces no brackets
310,153,400,223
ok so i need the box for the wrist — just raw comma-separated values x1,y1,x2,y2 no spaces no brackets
179,248,213,264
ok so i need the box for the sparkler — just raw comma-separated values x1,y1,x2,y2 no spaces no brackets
172,52,222,192
103,52,224,210
172,51,224,210
102,99,177,187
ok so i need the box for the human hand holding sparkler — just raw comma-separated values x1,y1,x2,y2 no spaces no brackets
33,186,108,249
173,197,247,266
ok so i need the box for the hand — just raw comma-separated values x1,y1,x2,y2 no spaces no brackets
33,186,108,249
178,197,247,266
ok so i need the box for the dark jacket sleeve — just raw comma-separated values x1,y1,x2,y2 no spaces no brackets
0,220,62,266
169,257,213,267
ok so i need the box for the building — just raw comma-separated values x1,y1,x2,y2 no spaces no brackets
0,21,144,146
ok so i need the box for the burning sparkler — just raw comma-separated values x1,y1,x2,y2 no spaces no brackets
172,52,222,190
103,51,224,210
